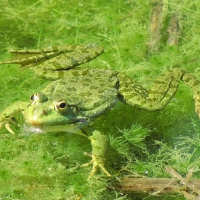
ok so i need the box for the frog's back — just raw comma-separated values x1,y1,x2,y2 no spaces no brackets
42,68,119,118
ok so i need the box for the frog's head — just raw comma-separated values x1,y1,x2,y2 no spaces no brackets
24,92,87,131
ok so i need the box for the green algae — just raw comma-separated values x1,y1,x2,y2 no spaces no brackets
0,0,200,199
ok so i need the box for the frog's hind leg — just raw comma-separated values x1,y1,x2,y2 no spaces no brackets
149,68,200,116
118,68,200,116
182,71,200,118
147,68,184,110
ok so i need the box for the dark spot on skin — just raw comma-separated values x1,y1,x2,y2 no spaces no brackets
76,118,87,123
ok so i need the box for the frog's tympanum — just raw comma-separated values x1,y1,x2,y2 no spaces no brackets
0,44,200,179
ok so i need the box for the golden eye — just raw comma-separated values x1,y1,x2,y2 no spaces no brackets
30,92,48,103
55,100,68,113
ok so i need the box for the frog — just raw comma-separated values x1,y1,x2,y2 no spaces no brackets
0,44,200,180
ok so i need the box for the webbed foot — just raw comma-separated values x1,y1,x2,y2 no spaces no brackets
0,101,29,134
0,117,20,134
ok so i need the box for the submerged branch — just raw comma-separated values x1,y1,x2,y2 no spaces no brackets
110,166,200,199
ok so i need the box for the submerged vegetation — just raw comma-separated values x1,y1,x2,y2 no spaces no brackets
1,0,200,199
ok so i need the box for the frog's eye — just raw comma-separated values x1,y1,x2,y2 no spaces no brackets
55,100,68,113
30,92,48,103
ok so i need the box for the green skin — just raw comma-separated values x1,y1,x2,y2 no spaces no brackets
0,44,200,179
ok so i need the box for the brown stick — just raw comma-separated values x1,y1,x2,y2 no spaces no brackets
111,176,200,198
112,176,182,194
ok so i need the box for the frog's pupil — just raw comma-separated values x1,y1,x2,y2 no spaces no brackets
59,102,66,108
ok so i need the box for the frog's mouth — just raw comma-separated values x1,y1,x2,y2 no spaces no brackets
23,118,89,134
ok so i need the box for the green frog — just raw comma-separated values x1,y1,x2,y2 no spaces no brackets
0,44,200,179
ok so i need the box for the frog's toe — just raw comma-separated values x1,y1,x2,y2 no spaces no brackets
93,162,111,179
0,121,14,134
0,118,20,134
88,162,111,180
5,123,16,134
81,156,111,180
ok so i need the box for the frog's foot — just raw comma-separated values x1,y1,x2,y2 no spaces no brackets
81,130,111,180
81,151,111,180
0,117,20,134
0,101,29,134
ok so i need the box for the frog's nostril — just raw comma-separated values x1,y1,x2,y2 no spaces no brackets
42,110,48,115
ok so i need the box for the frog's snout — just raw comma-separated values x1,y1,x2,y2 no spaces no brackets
24,106,49,126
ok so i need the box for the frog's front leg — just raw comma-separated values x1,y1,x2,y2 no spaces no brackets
0,101,29,134
0,45,104,79
81,130,111,180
